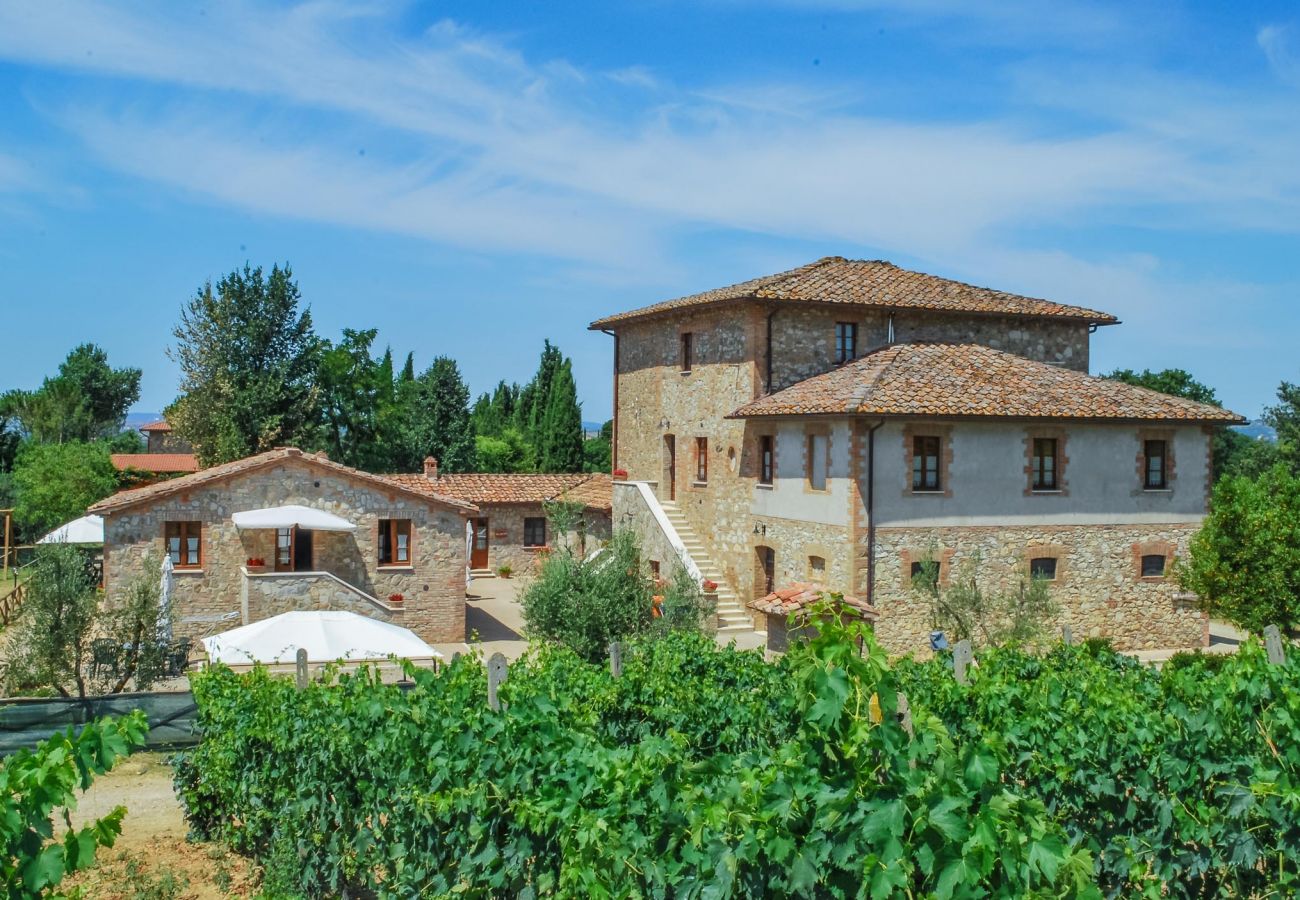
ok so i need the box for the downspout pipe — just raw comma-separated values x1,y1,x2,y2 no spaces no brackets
600,329,619,472
865,418,886,607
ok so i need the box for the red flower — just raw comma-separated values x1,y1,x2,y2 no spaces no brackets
388,593,405,603
702,579,718,592
613,468,629,478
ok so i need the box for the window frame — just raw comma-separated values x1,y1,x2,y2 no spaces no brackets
834,322,858,365
523,516,548,548
912,435,942,493
695,436,708,484
1031,437,1058,491
378,518,413,567
1143,439,1168,490
164,521,202,570
806,431,829,492
1140,554,1166,578
758,434,774,486
680,332,693,373
1029,556,1059,582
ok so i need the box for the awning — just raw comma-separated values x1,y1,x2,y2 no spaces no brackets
231,504,356,532
38,514,105,545
202,610,441,664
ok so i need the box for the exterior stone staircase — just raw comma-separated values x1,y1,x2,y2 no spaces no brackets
661,501,756,635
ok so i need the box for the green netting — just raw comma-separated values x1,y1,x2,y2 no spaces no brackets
0,691,199,755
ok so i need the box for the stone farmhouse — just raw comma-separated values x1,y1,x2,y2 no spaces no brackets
387,458,613,576
591,256,1244,651
90,447,478,644
110,419,199,484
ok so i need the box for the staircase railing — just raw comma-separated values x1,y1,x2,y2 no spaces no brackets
617,481,705,584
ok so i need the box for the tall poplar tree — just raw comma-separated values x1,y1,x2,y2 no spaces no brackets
167,264,321,466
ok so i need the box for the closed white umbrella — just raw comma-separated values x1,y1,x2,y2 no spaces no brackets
157,554,174,643
465,519,474,589
202,610,441,666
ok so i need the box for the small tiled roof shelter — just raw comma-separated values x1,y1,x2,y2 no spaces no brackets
749,583,879,654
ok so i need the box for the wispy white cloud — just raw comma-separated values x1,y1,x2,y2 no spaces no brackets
1259,23,1300,88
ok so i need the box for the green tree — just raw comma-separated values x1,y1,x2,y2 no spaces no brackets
1103,367,1260,479
1178,465,1300,633
12,442,117,540
1,344,140,445
1265,381,1300,474
584,419,613,473
474,427,533,473
167,263,321,466
409,357,476,474
3,546,173,698
539,359,584,472
316,328,390,470
519,529,655,661
910,551,1059,648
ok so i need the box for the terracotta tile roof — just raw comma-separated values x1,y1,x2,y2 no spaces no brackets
386,472,612,510
110,453,200,473
91,447,477,515
748,582,879,620
729,343,1246,424
138,420,172,432
589,257,1118,329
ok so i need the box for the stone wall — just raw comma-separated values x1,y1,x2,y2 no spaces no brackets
613,481,693,581
866,523,1206,654
102,458,468,643
243,571,402,623
469,504,612,577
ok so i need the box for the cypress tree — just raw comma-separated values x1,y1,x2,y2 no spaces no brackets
411,357,476,473
540,360,584,472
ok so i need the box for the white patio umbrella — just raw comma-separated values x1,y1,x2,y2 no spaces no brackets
201,610,441,667
38,514,104,545
157,553,174,643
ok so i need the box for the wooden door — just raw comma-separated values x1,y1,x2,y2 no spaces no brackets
755,546,775,598
471,518,490,569
664,435,676,501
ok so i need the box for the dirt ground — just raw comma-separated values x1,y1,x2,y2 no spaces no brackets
63,752,259,898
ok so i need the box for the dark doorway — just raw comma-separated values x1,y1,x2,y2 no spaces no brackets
294,529,314,572
755,545,776,598
663,434,677,501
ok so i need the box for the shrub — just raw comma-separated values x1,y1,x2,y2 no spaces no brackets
0,712,147,897
519,528,654,661
911,550,1058,647
177,611,1095,897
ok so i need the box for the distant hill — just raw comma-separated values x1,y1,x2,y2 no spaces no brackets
1233,423,1277,441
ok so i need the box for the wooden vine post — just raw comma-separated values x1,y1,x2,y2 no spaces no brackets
295,648,308,690
608,641,623,678
487,652,508,711
953,639,973,685
1264,625,1286,665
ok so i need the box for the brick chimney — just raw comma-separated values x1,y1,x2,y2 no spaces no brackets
423,456,439,480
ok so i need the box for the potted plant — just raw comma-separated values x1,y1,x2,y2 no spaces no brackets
388,592,405,604
245,557,268,574
613,468,629,480
701,579,718,593
496,564,513,579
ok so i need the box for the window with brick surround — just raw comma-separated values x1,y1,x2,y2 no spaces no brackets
912,435,942,492
1144,440,1168,489
1029,557,1058,581
835,322,857,364
807,432,828,491
759,435,774,485
910,559,939,589
1032,438,1058,491
378,518,412,566
649,559,660,580
164,521,201,569
523,517,547,548
809,555,826,579
695,436,708,483
680,332,693,372
1141,554,1166,578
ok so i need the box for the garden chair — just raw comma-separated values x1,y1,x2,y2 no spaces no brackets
166,638,193,676
90,639,120,679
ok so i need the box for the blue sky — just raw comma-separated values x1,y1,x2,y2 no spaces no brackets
1,1,1298,422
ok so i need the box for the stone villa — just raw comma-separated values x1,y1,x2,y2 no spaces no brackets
90,448,478,644
592,256,1244,651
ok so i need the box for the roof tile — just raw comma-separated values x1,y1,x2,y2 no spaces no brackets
385,472,612,510
729,343,1246,423
748,582,879,619
590,257,1118,328
110,453,199,473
